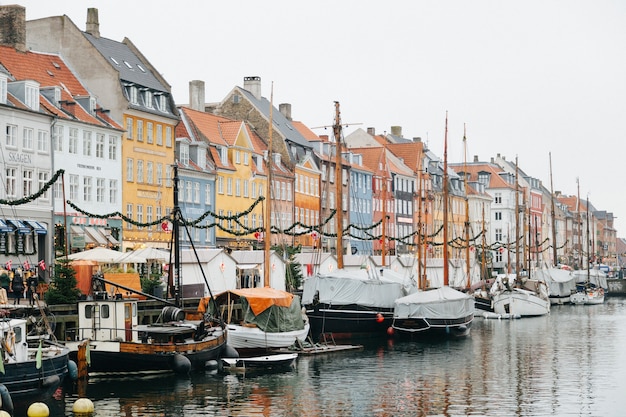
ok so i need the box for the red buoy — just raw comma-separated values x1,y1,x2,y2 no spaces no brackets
387,326,394,336
376,313,384,323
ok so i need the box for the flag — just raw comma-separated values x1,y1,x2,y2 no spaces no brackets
4,260,11,271
38,259,46,271
23,260,30,271
36,339,43,369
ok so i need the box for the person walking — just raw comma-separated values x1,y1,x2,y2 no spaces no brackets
11,271,23,305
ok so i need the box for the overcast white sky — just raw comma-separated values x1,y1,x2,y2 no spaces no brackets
9,1,626,234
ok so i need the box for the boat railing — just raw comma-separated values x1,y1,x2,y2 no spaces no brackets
65,326,140,342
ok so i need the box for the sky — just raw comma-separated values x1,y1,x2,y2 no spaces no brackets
8,1,626,234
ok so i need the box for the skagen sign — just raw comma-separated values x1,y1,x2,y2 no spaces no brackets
8,152,32,164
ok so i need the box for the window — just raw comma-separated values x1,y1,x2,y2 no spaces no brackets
25,83,38,110
251,182,257,198
495,228,503,242
146,122,153,144
217,176,224,194
156,124,163,145
156,206,162,225
287,183,292,201
495,193,502,204
23,169,33,197
227,178,233,195
5,168,16,197
18,128,35,153
126,118,133,140
495,211,502,221
129,86,138,104
158,95,167,112
186,181,192,203
137,120,143,142
137,160,144,183
165,166,172,187
243,180,249,198
53,125,63,152
108,136,117,160
38,172,49,200
165,126,172,147
205,183,211,205
144,91,153,108
235,179,241,197
180,144,189,165
83,131,92,156
146,161,153,184
235,151,240,164
54,182,62,199
5,124,17,147
126,158,134,182
83,177,92,202
96,178,105,203
156,164,163,186
95,134,104,158
136,205,143,229
69,174,78,200
243,152,249,165
194,183,200,203
0,75,6,103
126,204,133,229
69,128,78,154
109,180,117,204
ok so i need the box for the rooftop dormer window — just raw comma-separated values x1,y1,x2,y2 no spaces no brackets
180,143,189,166
0,74,6,104
129,86,138,104
144,90,153,108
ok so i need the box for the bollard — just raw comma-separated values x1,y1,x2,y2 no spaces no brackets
27,402,49,417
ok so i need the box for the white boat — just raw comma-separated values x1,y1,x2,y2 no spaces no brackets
392,286,474,337
533,266,576,305
205,288,310,354
570,286,605,305
490,276,550,317
222,352,298,371
571,266,607,305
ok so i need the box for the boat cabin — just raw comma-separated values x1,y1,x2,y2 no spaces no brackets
74,297,139,343
0,318,29,363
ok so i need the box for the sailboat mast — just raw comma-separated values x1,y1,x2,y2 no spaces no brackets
515,156,520,275
333,101,344,269
417,160,424,289
173,164,181,306
443,112,449,287
463,124,471,288
577,178,581,270
381,148,388,266
549,153,558,266
586,195,591,283
264,83,274,288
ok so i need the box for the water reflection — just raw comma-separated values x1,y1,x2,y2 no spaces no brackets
42,299,626,416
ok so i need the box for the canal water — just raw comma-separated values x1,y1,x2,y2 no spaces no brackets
41,297,626,416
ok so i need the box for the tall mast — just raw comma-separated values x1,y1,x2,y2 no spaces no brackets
481,204,486,289
577,178,581,270
263,82,274,287
381,147,388,266
586,195,591,282
549,152,558,266
443,112,449,287
417,154,424,289
173,165,181,306
514,156,520,275
333,101,344,269
463,124,471,288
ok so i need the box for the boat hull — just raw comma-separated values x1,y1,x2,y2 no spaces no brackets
392,313,474,338
492,290,550,316
571,288,605,305
225,322,310,351
68,331,229,376
305,304,394,341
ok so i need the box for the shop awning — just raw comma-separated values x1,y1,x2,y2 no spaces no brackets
0,220,10,233
24,220,47,235
236,264,259,270
71,225,95,244
7,219,30,234
84,227,108,245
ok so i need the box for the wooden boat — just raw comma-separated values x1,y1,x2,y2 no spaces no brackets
202,288,310,355
64,166,238,378
0,317,70,412
490,275,550,316
221,352,298,372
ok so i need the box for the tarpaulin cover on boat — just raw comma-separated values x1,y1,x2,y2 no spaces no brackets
533,267,576,298
301,268,409,309
202,288,306,333
393,286,474,320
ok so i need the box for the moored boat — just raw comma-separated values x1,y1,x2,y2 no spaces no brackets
490,275,550,317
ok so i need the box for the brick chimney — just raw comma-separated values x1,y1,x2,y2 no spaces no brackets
0,5,26,52
86,8,100,38
243,76,261,100
279,103,292,121
367,127,375,136
189,80,205,112
391,126,402,137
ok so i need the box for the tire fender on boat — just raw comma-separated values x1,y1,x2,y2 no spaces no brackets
68,359,79,381
0,383,13,414
171,354,192,375
222,344,239,359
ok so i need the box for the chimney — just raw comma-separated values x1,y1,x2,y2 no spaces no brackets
413,137,421,143
279,103,292,121
367,127,376,136
243,76,262,100
189,80,205,112
86,8,100,38
473,155,479,162
390,126,402,137
0,5,26,52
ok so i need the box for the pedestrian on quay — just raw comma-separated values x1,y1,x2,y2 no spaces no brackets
10,271,23,305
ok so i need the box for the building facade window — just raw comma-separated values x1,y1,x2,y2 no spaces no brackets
22,127,33,150
83,177,92,202
126,158,134,182
69,128,78,154
108,136,117,160
96,134,105,158
23,169,33,197
83,131,92,156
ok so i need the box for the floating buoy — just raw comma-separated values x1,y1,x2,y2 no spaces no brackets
0,410,10,417
68,359,79,380
387,326,394,336
27,402,49,417
376,313,384,323
72,398,94,415
0,384,13,414
171,353,191,375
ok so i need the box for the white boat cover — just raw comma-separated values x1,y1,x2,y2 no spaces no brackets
533,267,576,297
301,268,410,308
393,286,474,319
572,268,608,289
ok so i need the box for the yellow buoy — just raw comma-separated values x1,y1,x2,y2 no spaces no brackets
72,398,95,414
27,402,49,417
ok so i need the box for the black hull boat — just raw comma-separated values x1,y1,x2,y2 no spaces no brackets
306,303,395,341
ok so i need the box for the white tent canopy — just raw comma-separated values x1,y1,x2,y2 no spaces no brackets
64,247,137,264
